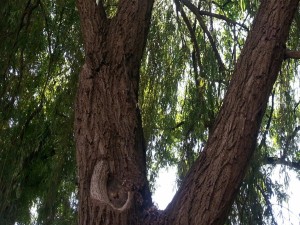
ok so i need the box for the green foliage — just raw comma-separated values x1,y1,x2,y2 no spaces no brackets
1,0,300,224
0,0,82,224
140,0,300,224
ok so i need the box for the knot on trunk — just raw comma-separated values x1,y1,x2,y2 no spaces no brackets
90,160,133,211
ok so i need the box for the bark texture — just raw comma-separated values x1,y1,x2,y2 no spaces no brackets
75,0,154,224
75,0,299,224
165,0,299,224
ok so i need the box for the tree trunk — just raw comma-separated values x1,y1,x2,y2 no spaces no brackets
74,0,154,224
165,0,299,224
75,0,299,225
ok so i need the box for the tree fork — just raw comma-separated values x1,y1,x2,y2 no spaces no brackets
75,0,299,224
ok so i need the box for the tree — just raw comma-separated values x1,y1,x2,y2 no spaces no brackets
1,0,300,224
75,0,299,224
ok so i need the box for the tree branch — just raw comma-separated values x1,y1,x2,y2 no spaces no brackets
284,50,300,59
264,156,300,170
258,91,275,150
114,0,154,56
181,0,248,30
256,183,279,225
179,0,226,73
76,0,107,55
174,0,202,80
199,10,248,31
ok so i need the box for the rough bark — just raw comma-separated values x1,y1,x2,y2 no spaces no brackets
74,0,154,224
75,0,299,224
165,0,299,225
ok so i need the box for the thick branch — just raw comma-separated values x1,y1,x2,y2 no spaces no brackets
165,0,299,224
75,0,155,223
113,0,154,61
76,0,107,55
284,50,300,59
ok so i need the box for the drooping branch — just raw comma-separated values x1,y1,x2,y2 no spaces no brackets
264,157,300,170
181,0,248,31
179,0,226,73
282,126,300,159
174,0,204,88
258,91,275,150
256,184,279,225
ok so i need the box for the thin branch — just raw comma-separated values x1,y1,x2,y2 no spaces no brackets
171,121,185,131
97,0,107,19
256,183,279,225
180,0,226,73
181,0,248,31
197,10,248,31
258,91,275,150
174,0,201,81
281,125,300,159
264,157,300,170
212,0,233,10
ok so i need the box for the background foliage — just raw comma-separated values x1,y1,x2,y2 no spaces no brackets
1,0,300,224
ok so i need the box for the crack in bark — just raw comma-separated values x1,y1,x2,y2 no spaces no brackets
90,160,133,211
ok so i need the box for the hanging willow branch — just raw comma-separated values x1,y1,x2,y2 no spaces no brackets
174,0,201,81
180,0,249,30
179,0,226,73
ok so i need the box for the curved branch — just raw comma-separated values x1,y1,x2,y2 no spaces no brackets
90,160,133,211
